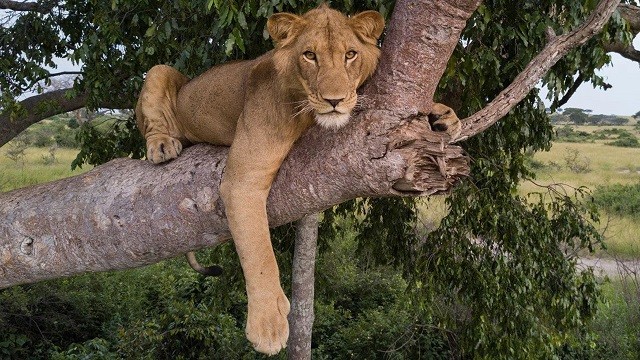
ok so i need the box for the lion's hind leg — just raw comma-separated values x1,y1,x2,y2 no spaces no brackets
135,65,190,164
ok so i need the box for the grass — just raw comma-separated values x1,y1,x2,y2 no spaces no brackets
0,145,90,192
591,279,640,358
572,124,640,136
524,142,640,190
522,135,640,258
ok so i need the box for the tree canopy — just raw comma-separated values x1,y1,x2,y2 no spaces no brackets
1,0,639,358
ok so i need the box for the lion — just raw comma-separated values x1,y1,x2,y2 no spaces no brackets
135,4,460,355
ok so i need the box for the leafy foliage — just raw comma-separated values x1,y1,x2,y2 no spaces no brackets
592,183,640,217
2,0,637,358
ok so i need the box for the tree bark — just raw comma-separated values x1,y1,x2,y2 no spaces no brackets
0,0,55,13
0,0,621,289
287,214,319,360
459,0,621,140
1,90,87,147
364,0,482,115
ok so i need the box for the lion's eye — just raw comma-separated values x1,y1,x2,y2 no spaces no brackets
345,50,357,60
303,51,316,61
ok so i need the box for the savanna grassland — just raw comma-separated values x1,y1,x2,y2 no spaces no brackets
524,119,640,357
524,121,640,257
0,146,88,192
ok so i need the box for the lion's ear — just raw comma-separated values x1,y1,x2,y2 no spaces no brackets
267,13,304,46
349,10,385,44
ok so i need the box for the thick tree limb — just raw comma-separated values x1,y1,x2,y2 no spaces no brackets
0,0,55,13
458,0,622,140
0,88,133,147
0,0,621,288
364,0,482,115
0,109,469,288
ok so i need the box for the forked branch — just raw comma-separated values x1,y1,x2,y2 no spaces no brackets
457,0,622,140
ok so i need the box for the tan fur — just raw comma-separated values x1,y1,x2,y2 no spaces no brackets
135,5,458,355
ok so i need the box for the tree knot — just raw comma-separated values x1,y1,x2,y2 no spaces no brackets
388,114,470,194
20,237,34,256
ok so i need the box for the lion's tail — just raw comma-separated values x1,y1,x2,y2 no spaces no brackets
185,251,223,276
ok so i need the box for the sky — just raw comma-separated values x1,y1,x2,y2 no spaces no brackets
541,36,640,116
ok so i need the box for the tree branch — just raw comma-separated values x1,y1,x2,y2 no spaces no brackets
20,71,84,93
603,4,640,63
458,0,622,140
0,88,133,147
551,73,586,110
0,0,56,13
0,0,623,289
0,109,469,288
1,89,88,147
364,0,482,116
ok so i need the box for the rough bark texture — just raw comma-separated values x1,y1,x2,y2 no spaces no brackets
287,214,319,360
364,0,482,115
0,109,468,288
0,0,622,288
0,0,55,13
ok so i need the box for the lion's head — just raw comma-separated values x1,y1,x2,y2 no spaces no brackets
267,5,385,129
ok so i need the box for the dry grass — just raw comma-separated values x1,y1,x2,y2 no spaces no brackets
523,137,640,258
0,146,90,192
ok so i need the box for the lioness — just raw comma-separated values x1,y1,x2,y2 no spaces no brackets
136,4,459,355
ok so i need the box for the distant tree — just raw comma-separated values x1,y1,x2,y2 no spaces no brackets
549,112,570,124
634,110,640,119
588,114,629,125
563,107,590,124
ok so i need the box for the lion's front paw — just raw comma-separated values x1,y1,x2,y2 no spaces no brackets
146,134,183,164
429,103,461,141
246,289,290,356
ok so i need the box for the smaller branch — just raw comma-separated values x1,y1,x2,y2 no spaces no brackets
48,71,83,77
0,87,133,147
1,89,87,147
604,41,640,63
21,71,84,93
603,4,640,64
0,0,56,13
458,0,622,140
551,73,585,110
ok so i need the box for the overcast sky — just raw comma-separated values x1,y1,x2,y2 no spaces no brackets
541,36,640,116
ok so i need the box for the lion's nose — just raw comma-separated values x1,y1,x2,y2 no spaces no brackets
324,98,344,108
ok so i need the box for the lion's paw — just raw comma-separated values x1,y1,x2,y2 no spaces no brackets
246,289,290,356
429,103,461,141
146,134,183,164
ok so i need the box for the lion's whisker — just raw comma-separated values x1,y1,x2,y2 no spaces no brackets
291,104,314,119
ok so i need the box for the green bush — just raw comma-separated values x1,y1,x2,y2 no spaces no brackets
555,125,593,142
592,183,640,217
609,136,640,148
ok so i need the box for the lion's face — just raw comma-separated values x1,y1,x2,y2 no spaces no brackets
268,6,385,129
